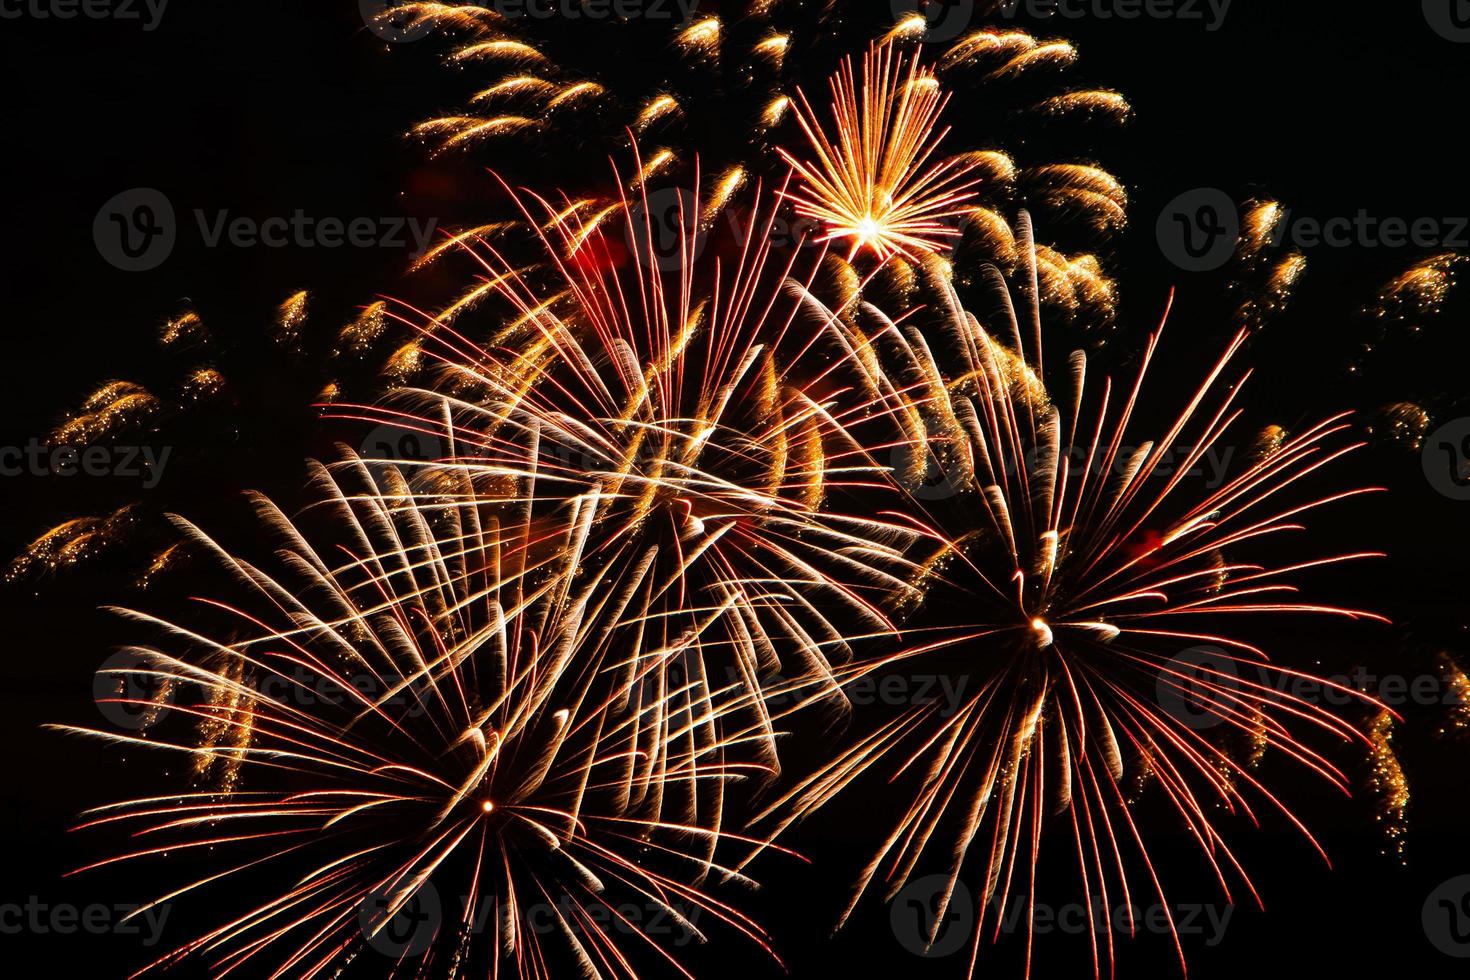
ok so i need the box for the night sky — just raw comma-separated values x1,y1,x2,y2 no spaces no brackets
3,2,1470,976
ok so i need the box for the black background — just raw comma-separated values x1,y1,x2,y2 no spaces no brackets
3,1,1470,976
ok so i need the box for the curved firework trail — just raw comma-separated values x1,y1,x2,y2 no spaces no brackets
53,457,793,979
748,225,1391,977
342,161,926,773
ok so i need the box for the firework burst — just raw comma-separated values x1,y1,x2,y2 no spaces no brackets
345,164,926,773
779,44,984,262
749,229,1390,977
53,458,790,979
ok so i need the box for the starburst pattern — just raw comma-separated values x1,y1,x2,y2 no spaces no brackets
345,164,922,770
54,459,790,979
750,231,1389,977
779,44,984,261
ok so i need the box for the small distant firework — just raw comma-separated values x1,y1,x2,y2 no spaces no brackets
335,301,391,361
1436,652,1470,738
1022,163,1127,237
54,459,786,978
1367,401,1432,453
8,505,141,582
159,309,208,350
52,380,161,445
273,289,311,349
1034,90,1132,124
1367,710,1409,862
1367,253,1465,333
1235,252,1308,332
780,44,984,261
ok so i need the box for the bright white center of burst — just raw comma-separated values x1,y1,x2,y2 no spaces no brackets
1031,618,1054,648
481,800,495,814
855,216,883,244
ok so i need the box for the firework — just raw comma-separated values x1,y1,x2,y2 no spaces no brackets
54,458,787,978
345,164,922,770
27,9,1460,979
159,309,208,350
51,380,161,445
8,504,142,582
778,44,984,262
1366,709,1409,863
750,231,1389,977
